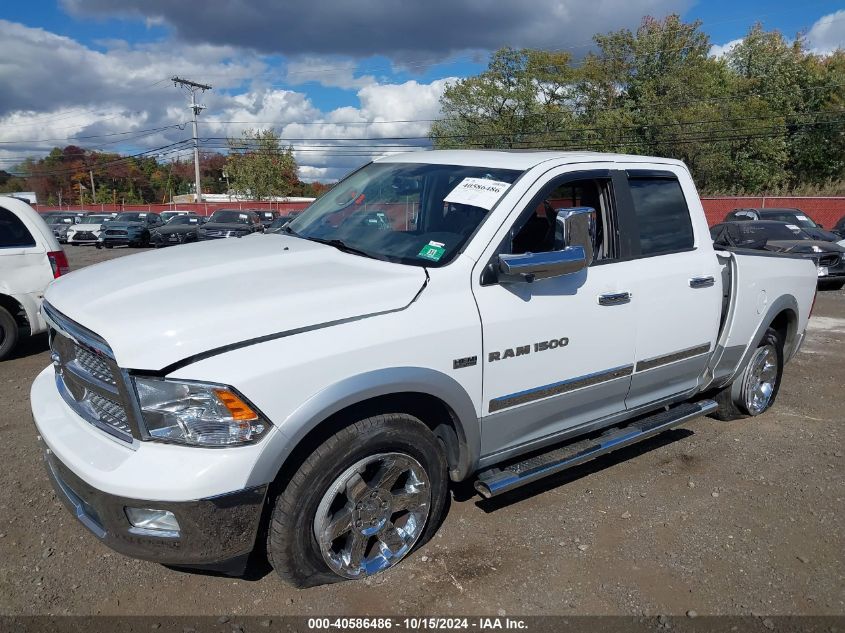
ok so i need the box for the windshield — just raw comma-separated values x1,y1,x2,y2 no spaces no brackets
47,215,76,224
286,162,523,266
725,222,812,244
209,210,253,224
167,215,200,225
113,213,147,222
764,212,818,228
85,215,112,223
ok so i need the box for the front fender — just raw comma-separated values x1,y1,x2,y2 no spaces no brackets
245,367,481,487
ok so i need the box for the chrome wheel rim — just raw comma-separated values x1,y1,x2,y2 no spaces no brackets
743,344,778,415
314,452,431,579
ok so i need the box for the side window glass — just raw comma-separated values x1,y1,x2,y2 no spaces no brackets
628,177,694,256
0,208,36,248
509,178,614,262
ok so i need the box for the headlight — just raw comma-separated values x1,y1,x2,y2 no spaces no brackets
132,377,271,446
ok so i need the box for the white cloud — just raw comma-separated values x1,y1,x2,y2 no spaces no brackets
0,20,456,182
805,10,845,55
709,38,743,59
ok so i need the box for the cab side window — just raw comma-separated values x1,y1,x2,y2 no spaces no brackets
0,208,36,248
509,177,616,263
628,177,694,256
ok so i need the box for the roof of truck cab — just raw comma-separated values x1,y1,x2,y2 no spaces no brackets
375,149,687,170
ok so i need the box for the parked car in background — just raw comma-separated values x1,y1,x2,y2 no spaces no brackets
831,215,845,240
711,220,845,290
45,213,80,243
39,211,65,221
724,207,839,242
66,213,117,245
265,212,302,234
0,197,69,360
150,214,205,247
197,209,263,240
160,210,195,223
252,210,280,229
97,212,163,248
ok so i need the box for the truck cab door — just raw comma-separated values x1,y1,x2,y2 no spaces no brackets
618,169,722,408
472,169,637,460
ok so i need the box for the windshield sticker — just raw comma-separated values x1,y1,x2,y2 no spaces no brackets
239,214,248,219
786,224,801,231
444,177,511,211
795,214,810,221
418,241,446,262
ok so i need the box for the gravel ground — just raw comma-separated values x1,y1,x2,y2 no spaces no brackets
0,244,842,616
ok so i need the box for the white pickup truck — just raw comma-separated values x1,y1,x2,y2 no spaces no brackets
31,151,817,587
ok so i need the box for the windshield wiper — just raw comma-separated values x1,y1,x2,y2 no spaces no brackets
281,226,385,261
306,236,385,260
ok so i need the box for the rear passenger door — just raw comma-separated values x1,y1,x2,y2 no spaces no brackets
621,169,722,408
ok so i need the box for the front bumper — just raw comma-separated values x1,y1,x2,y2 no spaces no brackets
67,232,100,244
150,232,188,246
42,445,266,572
31,366,272,572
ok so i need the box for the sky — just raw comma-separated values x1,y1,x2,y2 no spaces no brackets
1,0,844,182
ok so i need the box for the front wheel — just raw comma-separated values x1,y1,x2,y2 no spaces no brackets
266,413,448,587
711,327,783,420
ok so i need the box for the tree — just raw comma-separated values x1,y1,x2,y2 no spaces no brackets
430,48,577,149
225,129,298,199
430,15,845,194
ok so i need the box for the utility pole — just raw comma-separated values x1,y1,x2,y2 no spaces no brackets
171,76,212,203
89,170,96,201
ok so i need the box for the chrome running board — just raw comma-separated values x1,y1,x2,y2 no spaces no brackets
475,399,717,499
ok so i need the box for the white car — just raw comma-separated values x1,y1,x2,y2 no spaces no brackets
0,196,69,360
31,151,817,586
66,213,117,245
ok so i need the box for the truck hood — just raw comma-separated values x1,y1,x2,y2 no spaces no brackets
104,221,144,231
45,234,428,370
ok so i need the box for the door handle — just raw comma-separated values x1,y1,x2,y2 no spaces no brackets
689,276,715,289
598,292,631,306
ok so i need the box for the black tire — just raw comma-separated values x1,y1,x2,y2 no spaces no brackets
0,306,20,361
266,413,448,588
711,327,784,421
104,243,113,249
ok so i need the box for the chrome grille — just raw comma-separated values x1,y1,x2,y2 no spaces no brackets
73,344,117,385
44,303,135,444
88,392,132,436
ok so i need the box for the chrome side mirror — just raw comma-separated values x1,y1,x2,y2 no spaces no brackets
497,206,596,283
554,206,595,267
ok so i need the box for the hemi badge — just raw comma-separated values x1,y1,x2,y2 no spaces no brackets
453,356,478,370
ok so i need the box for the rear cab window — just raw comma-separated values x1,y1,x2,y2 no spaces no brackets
0,207,36,248
627,175,694,256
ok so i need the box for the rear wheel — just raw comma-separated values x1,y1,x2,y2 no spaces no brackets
711,327,783,421
266,413,448,587
0,306,20,361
